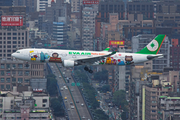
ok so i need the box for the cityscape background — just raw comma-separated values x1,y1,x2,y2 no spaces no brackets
0,0,180,120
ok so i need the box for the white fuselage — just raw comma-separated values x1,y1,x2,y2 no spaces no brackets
11,48,159,66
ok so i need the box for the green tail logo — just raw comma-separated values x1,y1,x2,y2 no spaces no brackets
136,34,166,54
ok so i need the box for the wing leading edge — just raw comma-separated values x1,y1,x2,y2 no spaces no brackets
70,51,116,65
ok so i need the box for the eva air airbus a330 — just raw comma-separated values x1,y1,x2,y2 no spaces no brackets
12,34,166,73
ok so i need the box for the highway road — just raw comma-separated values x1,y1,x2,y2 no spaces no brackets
49,63,79,120
57,63,92,120
49,63,92,120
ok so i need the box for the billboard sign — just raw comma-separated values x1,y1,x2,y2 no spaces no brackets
33,89,43,92
1,16,23,26
109,40,125,48
83,0,99,4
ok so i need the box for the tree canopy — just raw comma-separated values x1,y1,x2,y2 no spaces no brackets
47,74,57,96
112,90,128,111
94,70,108,82
50,96,65,117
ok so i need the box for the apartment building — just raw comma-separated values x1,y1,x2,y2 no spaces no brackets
95,0,125,38
0,0,13,6
0,87,50,119
82,5,98,50
0,29,29,60
71,0,83,12
0,60,45,91
158,96,180,120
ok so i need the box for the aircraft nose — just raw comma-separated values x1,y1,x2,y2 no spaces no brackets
11,53,16,57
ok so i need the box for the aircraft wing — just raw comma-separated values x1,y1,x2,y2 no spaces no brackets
71,51,116,64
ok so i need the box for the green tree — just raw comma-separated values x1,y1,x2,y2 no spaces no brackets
113,90,128,111
47,74,57,96
94,109,109,120
101,85,110,93
50,96,65,117
94,70,108,82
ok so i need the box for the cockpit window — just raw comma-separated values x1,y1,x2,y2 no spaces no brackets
16,51,20,53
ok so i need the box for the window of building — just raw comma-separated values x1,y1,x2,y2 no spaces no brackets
12,78,16,82
7,37,11,40
1,78,4,83
43,99,47,103
18,37,20,40
13,33,17,35
6,85,10,90
18,71,23,76
152,110,156,112
13,41,17,44
18,64,23,68
1,85,4,89
18,78,23,83
1,71,4,76
7,33,11,35
1,64,4,69
12,64,16,68
6,71,10,76
6,78,10,83
22,33,24,35
24,79,29,83
6,64,10,69
13,37,17,40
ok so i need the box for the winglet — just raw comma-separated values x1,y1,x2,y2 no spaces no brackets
111,51,116,55
103,47,110,52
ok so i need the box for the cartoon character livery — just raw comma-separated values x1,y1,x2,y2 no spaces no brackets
12,34,166,73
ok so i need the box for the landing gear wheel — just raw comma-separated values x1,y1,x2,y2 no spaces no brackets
84,66,89,71
89,70,93,73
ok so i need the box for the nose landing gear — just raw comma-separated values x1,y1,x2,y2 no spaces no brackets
84,66,93,73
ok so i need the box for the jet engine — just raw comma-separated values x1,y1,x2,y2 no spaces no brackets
62,60,77,67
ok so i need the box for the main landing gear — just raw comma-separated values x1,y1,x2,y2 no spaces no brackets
84,66,93,73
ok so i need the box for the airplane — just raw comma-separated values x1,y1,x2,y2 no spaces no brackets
11,34,166,73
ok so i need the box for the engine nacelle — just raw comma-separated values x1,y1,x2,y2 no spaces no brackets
62,60,75,67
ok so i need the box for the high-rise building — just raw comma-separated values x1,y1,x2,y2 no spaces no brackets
0,60,45,91
113,47,132,91
37,0,54,12
71,0,83,12
82,5,98,50
53,22,67,48
13,0,26,6
0,0,13,6
132,34,170,72
95,0,125,38
0,29,29,60
170,39,180,71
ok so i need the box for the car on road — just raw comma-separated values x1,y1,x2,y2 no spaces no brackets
82,116,85,119
61,88,63,91
76,100,79,103
71,106,74,109
70,102,73,105
59,76,61,78
64,97,67,100
81,103,84,106
71,89,74,92
63,86,68,89
67,108,70,111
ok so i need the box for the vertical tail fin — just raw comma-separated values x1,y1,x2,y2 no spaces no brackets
136,34,166,54
103,47,110,52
